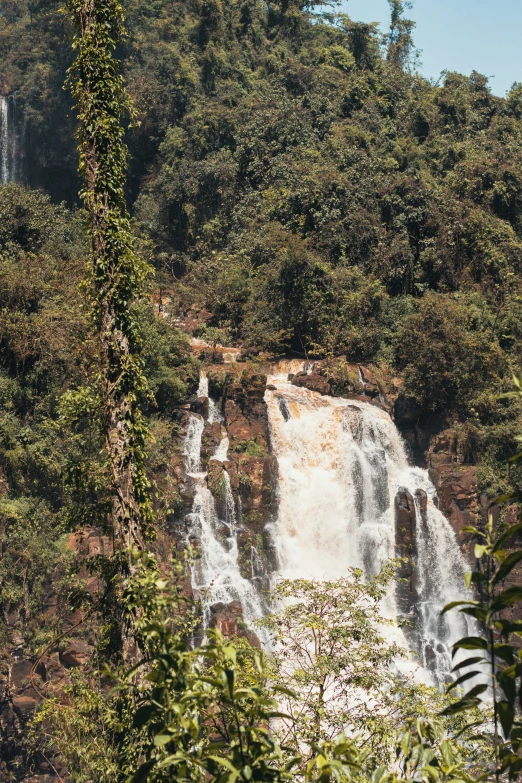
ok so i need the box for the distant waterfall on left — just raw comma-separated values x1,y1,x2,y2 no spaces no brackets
0,94,25,185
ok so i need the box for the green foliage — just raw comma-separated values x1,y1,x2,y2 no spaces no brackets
258,568,406,756
257,570,488,773
3,0,522,457
395,293,506,414
109,551,293,783
141,308,199,416
3,1,522,781
0,185,196,686
439,381,522,781
29,673,120,783
33,554,491,783
231,438,267,457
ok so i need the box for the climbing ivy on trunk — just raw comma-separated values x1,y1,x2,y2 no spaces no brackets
66,0,154,548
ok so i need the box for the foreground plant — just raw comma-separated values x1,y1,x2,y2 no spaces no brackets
440,378,522,781
257,568,405,759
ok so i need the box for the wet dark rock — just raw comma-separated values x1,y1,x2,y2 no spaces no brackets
394,394,422,424
190,396,209,418
11,696,38,720
395,489,424,619
278,396,291,421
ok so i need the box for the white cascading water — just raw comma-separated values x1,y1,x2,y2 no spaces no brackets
0,94,24,185
265,368,475,683
1,97,10,184
183,373,267,637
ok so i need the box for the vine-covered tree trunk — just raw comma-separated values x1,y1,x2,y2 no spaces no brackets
67,0,154,654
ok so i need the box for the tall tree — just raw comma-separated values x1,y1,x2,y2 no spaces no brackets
66,0,154,651
386,0,416,67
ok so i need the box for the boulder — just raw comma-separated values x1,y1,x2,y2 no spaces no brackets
60,640,91,669
190,396,209,419
11,696,38,720
290,372,331,396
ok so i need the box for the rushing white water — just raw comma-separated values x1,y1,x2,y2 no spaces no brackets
0,94,24,185
183,407,267,639
198,370,223,425
1,97,10,184
212,435,229,462
183,414,205,474
265,369,474,682
197,372,209,398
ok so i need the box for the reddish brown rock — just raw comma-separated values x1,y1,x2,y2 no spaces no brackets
224,398,268,452
428,435,479,558
209,601,261,648
234,455,277,515
290,372,331,396
207,367,269,454
201,421,222,464
310,359,397,403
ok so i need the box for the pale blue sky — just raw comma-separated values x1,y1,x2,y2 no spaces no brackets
337,0,522,96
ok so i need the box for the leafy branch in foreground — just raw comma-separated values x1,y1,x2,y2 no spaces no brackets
29,550,489,783
113,555,480,783
440,378,522,781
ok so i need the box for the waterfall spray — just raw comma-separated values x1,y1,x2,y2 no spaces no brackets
1,97,10,184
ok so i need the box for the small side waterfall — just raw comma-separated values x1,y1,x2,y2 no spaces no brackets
265,370,474,682
0,94,25,185
182,382,267,638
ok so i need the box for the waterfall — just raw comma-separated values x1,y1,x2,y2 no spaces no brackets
265,369,474,682
183,366,474,681
1,97,9,184
0,94,25,185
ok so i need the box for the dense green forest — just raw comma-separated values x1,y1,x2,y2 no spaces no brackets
4,0,522,470
2,0,522,780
